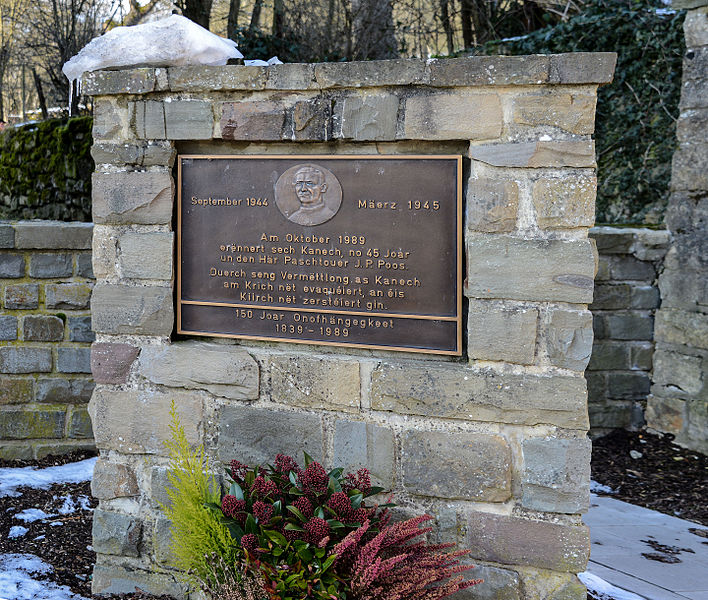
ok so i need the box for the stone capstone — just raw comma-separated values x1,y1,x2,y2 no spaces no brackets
14,221,93,249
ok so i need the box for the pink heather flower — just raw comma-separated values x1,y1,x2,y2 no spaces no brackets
230,460,248,482
251,476,279,498
304,517,330,544
298,461,329,495
221,495,245,518
240,533,259,554
326,491,352,519
252,500,274,523
294,496,314,519
274,454,300,474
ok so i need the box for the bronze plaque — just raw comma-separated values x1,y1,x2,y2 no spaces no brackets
177,155,462,355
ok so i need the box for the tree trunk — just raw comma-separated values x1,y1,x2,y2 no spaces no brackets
183,0,213,29
460,0,473,48
249,0,263,33
227,0,241,40
440,0,454,55
272,0,284,37
350,0,398,60
32,68,48,120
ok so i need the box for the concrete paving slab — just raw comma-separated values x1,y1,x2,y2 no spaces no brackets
584,494,708,600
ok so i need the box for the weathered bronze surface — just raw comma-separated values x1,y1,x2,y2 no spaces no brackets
177,155,462,354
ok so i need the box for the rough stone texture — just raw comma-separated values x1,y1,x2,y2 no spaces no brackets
22,315,64,342
91,283,173,335
403,430,511,501
83,68,156,95
314,58,428,88
45,283,93,309
546,309,594,372
522,437,591,514
467,300,538,364
512,93,596,134
0,406,65,439
139,342,258,400
0,223,14,248
89,388,203,454
269,355,359,411
0,347,52,373
289,97,331,141
0,253,25,277
91,459,139,500
533,175,597,229
452,564,521,600
117,232,173,280
466,512,590,572
404,94,502,140
220,101,285,141
217,405,323,465
36,378,94,403
169,65,268,91
92,509,142,557
4,284,39,309
371,362,588,429
0,315,17,341
469,141,595,168
28,253,73,278
57,347,92,373
466,179,519,233
466,236,596,304
153,517,176,566
68,315,94,342
164,100,213,139
549,52,618,84
338,94,399,141
91,343,140,384
91,563,187,599
68,407,93,438
14,221,93,249
332,420,395,488
92,171,174,225
0,377,33,404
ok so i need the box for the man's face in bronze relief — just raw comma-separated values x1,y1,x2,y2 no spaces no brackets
294,166,328,208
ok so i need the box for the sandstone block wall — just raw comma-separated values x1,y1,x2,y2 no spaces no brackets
647,3,708,454
84,54,615,600
587,226,669,433
0,221,95,460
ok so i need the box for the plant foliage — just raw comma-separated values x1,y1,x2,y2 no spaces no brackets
0,116,93,221
477,0,685,224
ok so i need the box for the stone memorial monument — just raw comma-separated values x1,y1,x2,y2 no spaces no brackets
85,53,615,598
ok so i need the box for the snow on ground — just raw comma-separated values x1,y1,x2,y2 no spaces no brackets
0,458,96,498
580,572,647,600
590,480,616,494
14,509,55,523
0,554,90,600
8,526,28,539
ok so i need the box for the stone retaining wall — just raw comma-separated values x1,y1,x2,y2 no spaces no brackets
587,226,669,433
84,54,616,599
0,220,95,460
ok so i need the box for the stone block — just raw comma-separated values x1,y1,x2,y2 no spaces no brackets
630,285,660,310
680,78,708,110
83,68,156,95
659,268,708,312
89,388,202,454
28,253,73,278
466,179,519,233
118,231,173,280
33,441,96,459
91,142,142,165
590,284,631,310
45,283,93,309
314,59,428,89
546,309,593,371
332,420,395,488
338,94,399,141
466,512,590,572
91,563,187,599
0,377,33,404
684,7,708,47
429,54,549,86
91,458,139,500
519,571,587,600
0,346,52,373
451,564,521,600
92,98,131,142
91,283,173,336
590,230,635,254
220,101,284,141
532,175,596,229
549,52,617,84
512,93,596,135
164,100,213,139
603,313,654,340
467,300,538,364
595,256,610,281
585,371,607,404
404,94,502,140
4,283,38,309
36,378,94,403
646,395,685,435
630,342,654,370
266,63,316,90
140,341,258,400
371,362,588,429
134,100,166,139
0,223,14,248
68,316,94,342
149,466,173,508
587,341,630,371
290,98,331,141
606,255,656,281
672,142,708,191
68,407,93,438
470,141,595,168
92,226,118,280
269,355,359,411
92,171,174,225
14,221,93,249
91,343,140,384
92,509,142,557
607,371,651,399
217,405,323,465
466,236,596,304
57,347,92,373
655,309,708,350
0,406,65,439
76,253,94,278
653,349,703,397
153,517,176,566
403,430,511,501
0,253,25,278
522,437,591,514
169,65,268,91
143,142,177,167
0,315,18,340
0,444,34,460
22,315,64,342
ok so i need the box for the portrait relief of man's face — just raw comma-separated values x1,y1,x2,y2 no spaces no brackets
274,163,342,227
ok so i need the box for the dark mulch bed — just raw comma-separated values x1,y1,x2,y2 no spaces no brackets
591,429,708,526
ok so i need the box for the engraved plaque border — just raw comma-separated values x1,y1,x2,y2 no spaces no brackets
176,154,463,356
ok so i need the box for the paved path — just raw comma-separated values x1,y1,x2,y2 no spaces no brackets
584,494,708,600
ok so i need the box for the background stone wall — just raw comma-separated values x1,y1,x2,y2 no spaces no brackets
587,226,669,434
647,2,708,455
0,220,95,460
83,55,616,600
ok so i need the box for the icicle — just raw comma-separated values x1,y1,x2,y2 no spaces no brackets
68,79,74,117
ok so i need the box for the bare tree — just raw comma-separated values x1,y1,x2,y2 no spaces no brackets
0,0,28,121
226,0,241,39
173,0,213,28
350,0,397,59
